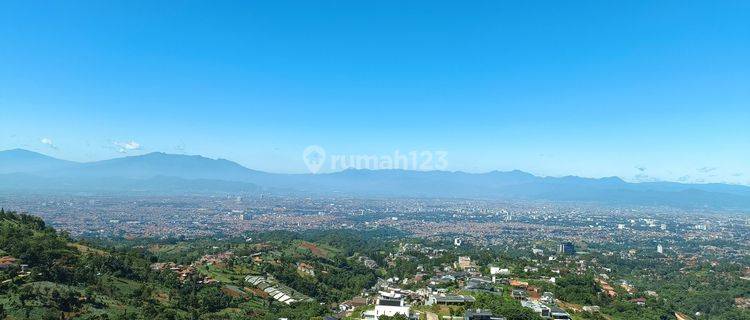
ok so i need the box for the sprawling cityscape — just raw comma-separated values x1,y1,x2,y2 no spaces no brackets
1,192,748,319
2,1,749,319
3,194,747,245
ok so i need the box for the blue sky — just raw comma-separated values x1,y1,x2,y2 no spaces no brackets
1,1,748,184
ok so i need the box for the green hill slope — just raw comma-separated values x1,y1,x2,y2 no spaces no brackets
0,210,330,320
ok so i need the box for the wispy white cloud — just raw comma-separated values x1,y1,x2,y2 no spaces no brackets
40,137,58,149
114,141,141,153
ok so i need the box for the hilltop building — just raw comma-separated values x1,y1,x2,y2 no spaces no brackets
362,292,413,319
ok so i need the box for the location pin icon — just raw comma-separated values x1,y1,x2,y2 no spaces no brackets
303,145,326,174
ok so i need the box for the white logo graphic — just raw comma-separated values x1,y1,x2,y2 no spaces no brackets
303,145,449,173
303,145,326,174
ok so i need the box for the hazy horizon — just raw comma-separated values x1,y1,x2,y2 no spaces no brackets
4,147,750,188
2,1,748,185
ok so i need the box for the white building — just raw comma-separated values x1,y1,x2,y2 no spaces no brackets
362,292,411,320
490,267,510,275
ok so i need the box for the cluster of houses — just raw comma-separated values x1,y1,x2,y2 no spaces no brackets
357,255,379,269
507,281,572,319
297,262,315,276
144,241,651,320
358,290,508,320
151,251,241,283
150,262,199,282
0,256,30,284
595,275,649,307
199,251,235,266
340,249,590,320
520,300,571,320
343,266,506,320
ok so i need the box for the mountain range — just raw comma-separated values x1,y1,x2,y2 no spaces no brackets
1,148,749,210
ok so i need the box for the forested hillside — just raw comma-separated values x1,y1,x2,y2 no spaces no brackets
0,210,336,319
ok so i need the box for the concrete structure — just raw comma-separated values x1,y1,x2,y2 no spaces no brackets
458,256,472,269
464,309,507,320
490,267,510,275
550,306,572,319
426,293,476,306
582,306,601,313
521,300,551,318
363,292,412,320
541,292,555,304
511,289,527,300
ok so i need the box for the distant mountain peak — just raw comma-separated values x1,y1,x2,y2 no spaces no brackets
599,176,626,183
488,169,535,176
2,149,749,209
1,148,58,158
0,148,76,174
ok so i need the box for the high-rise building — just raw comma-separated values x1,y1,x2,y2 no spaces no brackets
657,244,664,254
558,242,575,255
